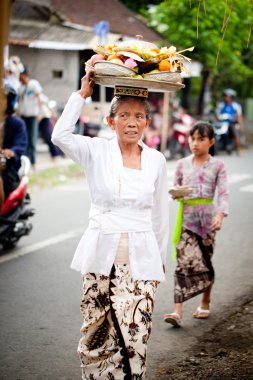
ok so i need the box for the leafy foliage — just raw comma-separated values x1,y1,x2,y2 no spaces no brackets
142,0,253,98
120,0,161,13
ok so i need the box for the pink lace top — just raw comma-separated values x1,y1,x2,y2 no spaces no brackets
174,155,229,238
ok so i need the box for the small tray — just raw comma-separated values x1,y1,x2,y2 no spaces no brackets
168,187,193,197
94,61,136,77
93,75,184,92
143,71,182,83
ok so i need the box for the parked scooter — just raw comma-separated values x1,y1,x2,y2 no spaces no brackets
168,108,195,159
0,155,34,250
77,114,101,138
144,126,161,150
213,113,236,155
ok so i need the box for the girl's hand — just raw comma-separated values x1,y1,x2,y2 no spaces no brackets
78,70,95,99
211,212,224,231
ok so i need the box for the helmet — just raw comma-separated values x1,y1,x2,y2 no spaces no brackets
223,88,237,98
4,83,18,115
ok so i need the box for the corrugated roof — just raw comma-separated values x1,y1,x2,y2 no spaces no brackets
9,20,95,49
9,0,162,49
11,0,51,22
51,0,162,42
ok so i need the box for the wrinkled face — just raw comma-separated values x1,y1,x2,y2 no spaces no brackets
107,100,150,144
189,130,214,156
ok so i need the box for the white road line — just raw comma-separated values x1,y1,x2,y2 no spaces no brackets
228,173,252,185
58,185,89,191
240,183,253,193
0,227,84,265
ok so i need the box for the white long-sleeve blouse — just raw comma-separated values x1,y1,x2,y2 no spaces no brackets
52,92,170,281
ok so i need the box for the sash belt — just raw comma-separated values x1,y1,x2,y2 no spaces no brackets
171,198,213,261
89,204,152,234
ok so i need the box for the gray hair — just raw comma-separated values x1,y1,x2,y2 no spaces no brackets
109,96,151,119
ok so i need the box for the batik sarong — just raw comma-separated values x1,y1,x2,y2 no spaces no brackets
174,229,215,304
78,264,158,379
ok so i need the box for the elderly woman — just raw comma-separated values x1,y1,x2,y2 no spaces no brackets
52,71,170,379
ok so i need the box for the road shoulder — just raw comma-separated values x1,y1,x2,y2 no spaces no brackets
154,294,253,379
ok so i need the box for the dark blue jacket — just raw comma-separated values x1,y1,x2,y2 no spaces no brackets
3,115,27,171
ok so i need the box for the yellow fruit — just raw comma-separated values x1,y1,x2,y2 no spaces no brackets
108,54,122,62
159,60,171,71
151,48,160,54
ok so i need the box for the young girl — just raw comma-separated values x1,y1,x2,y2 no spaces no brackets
164,121,229,326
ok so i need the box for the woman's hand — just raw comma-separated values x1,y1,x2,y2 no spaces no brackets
78,70,95,99
211,212,224,231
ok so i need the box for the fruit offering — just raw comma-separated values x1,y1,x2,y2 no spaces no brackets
86,37,194,81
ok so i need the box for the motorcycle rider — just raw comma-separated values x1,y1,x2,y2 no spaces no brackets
216,89,244,153
1,84,27,200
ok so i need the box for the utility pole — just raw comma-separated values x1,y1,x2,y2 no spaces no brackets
160,92,170,153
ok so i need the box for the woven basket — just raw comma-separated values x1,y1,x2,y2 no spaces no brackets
168,187,192,197
143,71,182,83
94,61,135,77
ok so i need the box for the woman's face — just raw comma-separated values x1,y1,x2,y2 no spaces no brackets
107,100,150,145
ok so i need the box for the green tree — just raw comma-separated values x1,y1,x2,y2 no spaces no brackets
142,0,253,114
120,0,161,13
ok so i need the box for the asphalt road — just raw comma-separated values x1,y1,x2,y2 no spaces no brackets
0,149,253,380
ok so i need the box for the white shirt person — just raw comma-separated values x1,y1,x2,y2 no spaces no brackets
52,91,170,281
51,72,170,379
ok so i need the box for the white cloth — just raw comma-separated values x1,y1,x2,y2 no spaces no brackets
18,79,42,117
52,92,170,281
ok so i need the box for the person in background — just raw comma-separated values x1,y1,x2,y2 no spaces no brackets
18,67,42,169
52,71,170,379
217,89,244,153
164,121,229,327
1,84,27,200
39,93,61,160
4,55,24,92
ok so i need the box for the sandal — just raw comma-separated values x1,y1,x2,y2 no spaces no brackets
163,312,182,327
193,306,210,319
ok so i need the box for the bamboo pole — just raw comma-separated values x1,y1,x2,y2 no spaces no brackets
99,85,106,125
160,92,170,153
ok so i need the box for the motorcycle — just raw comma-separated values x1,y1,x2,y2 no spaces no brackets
77,114,101,138
0,155,34,250
144,126,161,150
213,113,236,154
168,109,194,159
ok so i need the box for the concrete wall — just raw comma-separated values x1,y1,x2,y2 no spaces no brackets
9,46,79,107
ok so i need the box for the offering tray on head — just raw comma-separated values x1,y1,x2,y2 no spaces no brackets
86,36,193,93
93,75,184,93
168,187,193,197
